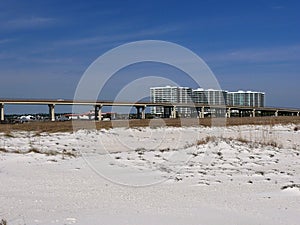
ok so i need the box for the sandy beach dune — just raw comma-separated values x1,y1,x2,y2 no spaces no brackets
0,124,299,225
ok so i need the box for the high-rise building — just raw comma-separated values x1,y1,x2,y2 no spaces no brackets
150,86,192,116
150,87,266,117
191,88,207,104
192,88,227,105
227,91,265,107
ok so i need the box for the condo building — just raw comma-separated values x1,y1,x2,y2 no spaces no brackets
192,88,227,105
150,86,265,117
227,90,265,107
150,86,192,116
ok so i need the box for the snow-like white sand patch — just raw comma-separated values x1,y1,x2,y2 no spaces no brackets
0,124,299,224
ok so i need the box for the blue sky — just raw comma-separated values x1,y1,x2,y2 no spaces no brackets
0,0,299,113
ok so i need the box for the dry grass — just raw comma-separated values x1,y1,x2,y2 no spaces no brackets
0,147,76,158
0,116,299,133
235,137,250,144
4,132,14,138
196,134,283,149
231,137,282,148
197,136,217,145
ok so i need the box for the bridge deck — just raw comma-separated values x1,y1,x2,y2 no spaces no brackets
0,99,299,122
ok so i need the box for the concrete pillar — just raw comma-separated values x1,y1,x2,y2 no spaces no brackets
297,112,299,117
252,109,256,117
0,103,4,121
136,106,141,119
95,105,102,121
171,106,177,118
200,106,205,119
141,106,146,119
275,110,278,117
48,104,55,121
227,108,231,118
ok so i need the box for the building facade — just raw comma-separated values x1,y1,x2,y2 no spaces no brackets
150,86,266,117
192,88,227,105
227,91,265,107
150,86,193,116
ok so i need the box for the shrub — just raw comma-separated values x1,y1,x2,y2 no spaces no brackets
236,137,250,144
196,136,216,145
4,132,14,138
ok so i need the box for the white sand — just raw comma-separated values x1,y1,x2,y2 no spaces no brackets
0,124,299,224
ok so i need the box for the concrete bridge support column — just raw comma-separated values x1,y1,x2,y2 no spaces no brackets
135,106,140,119
227,108,231,118
171,106,177,118
0,103,4,121
297,112,299,117
239,110,242,117
95,105,102,121
48,104,55,121
200,106,205,119
275,110,279,117
136,106,145,119
252,109,256,117
141,106,146,119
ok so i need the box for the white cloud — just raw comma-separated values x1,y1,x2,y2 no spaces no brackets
1,17,56,30
205,45,300,64
271,5,284,10
55,25,180,47
0,38,16,44
15,56,75,64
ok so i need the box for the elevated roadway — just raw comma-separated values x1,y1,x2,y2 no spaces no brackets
0,99,299,121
